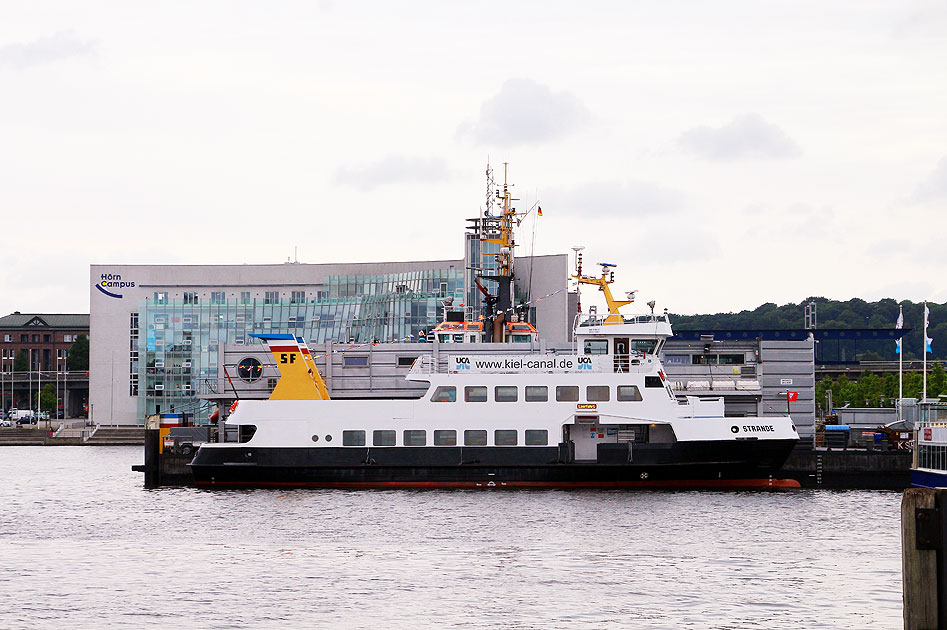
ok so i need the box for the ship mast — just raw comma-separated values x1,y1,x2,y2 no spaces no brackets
479,163,519,341
573,254,634,325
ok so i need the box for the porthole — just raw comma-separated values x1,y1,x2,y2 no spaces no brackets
325,435,333,442
237,357,263,383
311,435,319,442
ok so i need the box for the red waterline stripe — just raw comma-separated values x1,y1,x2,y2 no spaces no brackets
195,478,802,489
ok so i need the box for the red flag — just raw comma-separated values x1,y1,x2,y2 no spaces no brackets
787,391,798,402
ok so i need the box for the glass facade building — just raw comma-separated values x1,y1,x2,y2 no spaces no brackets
136,269,464,421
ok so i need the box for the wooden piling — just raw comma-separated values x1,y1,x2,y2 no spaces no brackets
902,488,939,629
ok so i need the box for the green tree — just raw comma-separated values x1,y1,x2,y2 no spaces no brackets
13,349,28,372
39,383,56,414
66,334,89,371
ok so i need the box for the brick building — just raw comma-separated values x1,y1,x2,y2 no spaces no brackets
0,312,89,416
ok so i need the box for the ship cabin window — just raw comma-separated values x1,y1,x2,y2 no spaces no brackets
397,356,419,367
403,430,427,446
525,429,548,446
464,430,487,446
495,430,518,446
431,386,456,402
495,386,518,402
343,355,369,367
525,386,548,402
453,334,464,343
373,430,396,446
238,425,256,443
465,386,487,402
587,386,610,402
343,430,366,446
438,334,451,343
434,430,457,446
644,376,664,388
631,340,658,354
618,385,643,401
512,335,532,343
584,339,608,355
556,386,579,402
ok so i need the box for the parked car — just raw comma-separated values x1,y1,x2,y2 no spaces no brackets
0,420,11,428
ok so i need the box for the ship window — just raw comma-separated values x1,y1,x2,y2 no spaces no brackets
584,339,608,355
397,356,418,367
238,425,256,443
311,435,319,442
434,430,457,446
645,376,664,388
618,385,643,401
556,386,579,402
525,429,548,445
587,386,610,402
453,334,464,343
438,334,451,343
343,430,366,446
495,386,518,402
525,386,548,402
495,430,517,446
631,340,657,354
343,355,369,367
464,430,487,446
431,386,456,402
403,430,427,446
512,335,531,343
373,430,396,446
465,386,487,402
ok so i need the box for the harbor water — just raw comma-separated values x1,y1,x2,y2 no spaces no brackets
0,447,902,629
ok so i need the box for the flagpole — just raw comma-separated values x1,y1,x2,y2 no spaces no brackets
923,301,928,402
898,304,903,401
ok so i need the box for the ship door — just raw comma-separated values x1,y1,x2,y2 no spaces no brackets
573,416,600,461
614,338,629,372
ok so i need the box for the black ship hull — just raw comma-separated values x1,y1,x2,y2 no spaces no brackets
190,439,800,489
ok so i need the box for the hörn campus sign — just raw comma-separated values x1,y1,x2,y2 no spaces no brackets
448,355,605,374
95,273,135,299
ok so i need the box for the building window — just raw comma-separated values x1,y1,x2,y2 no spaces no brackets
397,356,418,367
291,290,305,304
495,386,518,402
434,430,457,446
154,292,168,303
403,430,427,446
556,386,579,402
3,335,10,342
240,291,251,304
587,386,610,402
183,292,199,305
264,291,279,304
43,334,51,343
32,334,40,343
237,357,263,382
464,430,487,446
211,291,225,304
343,355,369,368
431,385,456,402
342,430,366,446
373,430,396,446
525,386,548,402
464,386,487,402
617,385,643,401
495,430,517,446
525,429,548,445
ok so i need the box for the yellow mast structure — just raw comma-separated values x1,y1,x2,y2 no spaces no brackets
482,162,518,279
573,261,633,325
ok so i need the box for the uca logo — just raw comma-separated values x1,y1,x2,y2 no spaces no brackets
454,357,471,370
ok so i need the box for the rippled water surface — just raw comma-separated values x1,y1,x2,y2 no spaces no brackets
0,447,902,629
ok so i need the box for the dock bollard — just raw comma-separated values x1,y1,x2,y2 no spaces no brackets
902,488,944,629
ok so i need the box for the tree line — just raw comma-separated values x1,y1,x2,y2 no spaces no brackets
672,298,945,361
815,364,947,411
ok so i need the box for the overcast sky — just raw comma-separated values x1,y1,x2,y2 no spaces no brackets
2,1,945,319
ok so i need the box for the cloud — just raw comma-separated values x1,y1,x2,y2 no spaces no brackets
333,155,451,191
677,114,801,160
459,78,590,146
545,179,684,218
0,31,95,69
913,156,947,202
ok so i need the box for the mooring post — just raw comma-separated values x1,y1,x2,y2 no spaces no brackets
903,487,941,629
143,427,160,488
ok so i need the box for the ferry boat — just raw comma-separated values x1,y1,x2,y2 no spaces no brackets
910,403,947,488
189,263,801,489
